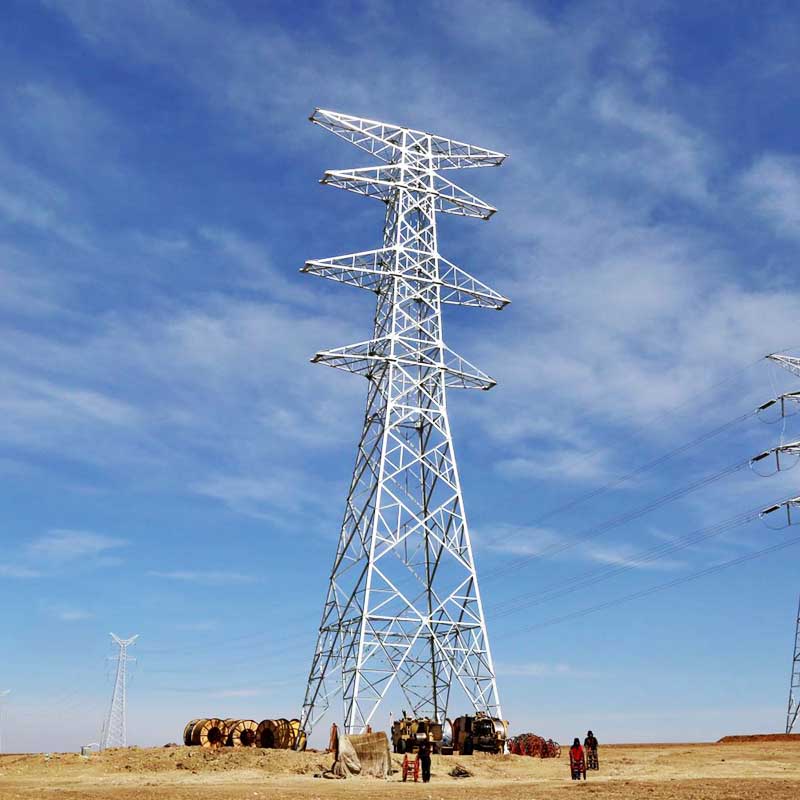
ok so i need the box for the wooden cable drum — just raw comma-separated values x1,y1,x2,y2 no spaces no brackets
256,719,278,749
288,719,301,749
228,719,258,747
223,719,239,746
183,719,200,746
274,718,293,749
192,717,226,749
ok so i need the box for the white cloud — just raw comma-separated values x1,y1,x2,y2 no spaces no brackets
28,530,128,562
0,564,42,578
583,543,685,571
740,154,800,239
213,688,262,698
54,608,93,622
147,570,257,585
496,661,587,678
593,85,713,203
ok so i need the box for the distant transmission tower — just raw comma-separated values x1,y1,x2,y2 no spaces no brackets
0,690,10,753
298,109,509,737
101,633,138,749
755,353,800,733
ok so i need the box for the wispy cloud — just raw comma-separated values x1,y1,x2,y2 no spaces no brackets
213,688,262,698
495,661,590,678
27,530,128,562
0,564,42,578
53,608,93,622
147,570,257,585
740,154,800,239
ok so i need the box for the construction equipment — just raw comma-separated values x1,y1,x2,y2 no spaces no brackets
451,712,507,754
390,713,443,754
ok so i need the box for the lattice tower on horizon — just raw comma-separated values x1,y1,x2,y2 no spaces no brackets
298,109,509,737
0,690,10,753
101,633,138,749
756,353,800,733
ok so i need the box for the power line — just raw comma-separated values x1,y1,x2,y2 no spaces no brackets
489,504,765,618
516,354,766,515
527,409,756,528
483,455,751,582
495,533,800,639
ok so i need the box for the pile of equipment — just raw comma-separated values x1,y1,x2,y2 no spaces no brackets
182,717,306,750
508,733,561,758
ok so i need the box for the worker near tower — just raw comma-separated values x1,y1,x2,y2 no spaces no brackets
584,730,599,770
569,737,586,780
417,742,432,783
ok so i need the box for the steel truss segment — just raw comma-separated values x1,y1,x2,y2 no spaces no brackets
769,353,800,379
321,167,497,219
310,108,507,170
299,110,505,740
301,248,509,309
311,338,496,390
787,593,800,733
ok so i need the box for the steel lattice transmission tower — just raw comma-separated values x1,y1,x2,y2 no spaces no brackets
0,690,10,754
757,353,800,733
786,593,800,734
101,633,138,749
298,109,509,738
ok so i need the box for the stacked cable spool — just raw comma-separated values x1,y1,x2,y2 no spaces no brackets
183,717,306,750
508,733,560,758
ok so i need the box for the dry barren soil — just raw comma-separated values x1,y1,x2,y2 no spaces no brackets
2,737,800,800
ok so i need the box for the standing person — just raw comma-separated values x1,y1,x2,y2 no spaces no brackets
569,737,586,780
584,730,599,770
417,742,432,783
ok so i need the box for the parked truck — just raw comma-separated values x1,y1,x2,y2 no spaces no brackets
391,713,444,754
451,712,508,754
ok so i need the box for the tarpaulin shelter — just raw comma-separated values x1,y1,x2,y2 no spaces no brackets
329,731,393,779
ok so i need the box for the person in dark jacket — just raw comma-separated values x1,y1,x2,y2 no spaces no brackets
584,730,599,770
569,737,586,780
417,742,432,783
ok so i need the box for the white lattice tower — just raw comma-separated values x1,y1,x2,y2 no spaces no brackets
298,110,509,737
0,690,9,753
101,633,138,749
761,354,800,733
787,594,800,734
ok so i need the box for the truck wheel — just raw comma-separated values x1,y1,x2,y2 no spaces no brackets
397,738,406,754
462,737,474,756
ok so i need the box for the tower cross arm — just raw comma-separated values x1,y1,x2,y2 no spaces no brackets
768,354,800,379
301,248,509,309
321,167,497,219
310,108,506,170
311,338,496,389
110,633,140,648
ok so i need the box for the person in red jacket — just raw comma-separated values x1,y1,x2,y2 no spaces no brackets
569,737,586,780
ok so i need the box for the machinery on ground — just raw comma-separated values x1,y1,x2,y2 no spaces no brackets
391,713,444,754
451,712,508,755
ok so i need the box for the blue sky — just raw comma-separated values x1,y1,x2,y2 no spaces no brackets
2,0,800,751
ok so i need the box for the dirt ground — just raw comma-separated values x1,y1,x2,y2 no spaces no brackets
2,737,800,800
